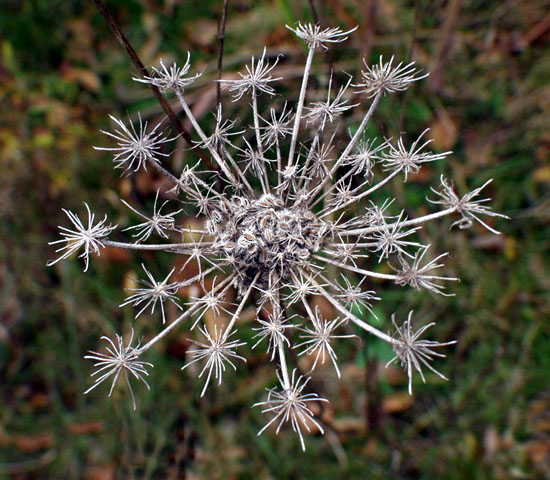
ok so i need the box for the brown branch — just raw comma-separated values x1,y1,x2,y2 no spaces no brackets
91,0,216,170
398,0,420,133
308,0,320,24
308,0,334,76
216,0,230,107
429,0,462,92
361,0,377,62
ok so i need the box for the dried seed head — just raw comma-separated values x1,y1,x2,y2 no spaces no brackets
214,193,326,287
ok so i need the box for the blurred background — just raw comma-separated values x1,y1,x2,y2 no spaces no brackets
0,0,549,478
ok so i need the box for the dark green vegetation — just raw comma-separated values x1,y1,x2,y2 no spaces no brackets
0,0,549,478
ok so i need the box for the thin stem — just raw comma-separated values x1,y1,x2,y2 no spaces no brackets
177,262,226,288
222,149,255,195
296,132,320,192
287,47,315,168
320,168,401,218
300,295,317,325
175,91,242,189
313,254,396,280
91,0,215,169
216,0,230,107
252,91,270,194
303,269,398,344
136,275,235,354
276,139,282,187
308,90,383,203
148,160,202,198
278,341,291,389
103,239,213,251
338,207,457,237
180,227,211,235
252,90,264,156
223,272,260,339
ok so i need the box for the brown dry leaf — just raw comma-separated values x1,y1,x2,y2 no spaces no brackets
382,392,414,414
85,465,116,480
464,131,494,168
429,114,458,151
311,294,336,319
62,67,100,92
526,439,550,465
380,364,407,385
533,166,550,183
14,432,54,453
29,393,50,409
98,246,132,264
186,19,219,48
363,437,378,457
68,421,104,435
331,417,366,435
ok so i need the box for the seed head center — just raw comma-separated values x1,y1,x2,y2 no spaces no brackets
216,193,323,285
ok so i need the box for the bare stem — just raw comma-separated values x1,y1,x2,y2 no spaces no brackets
278,341,291,389
313,254,396,280
223,272,260,339
308,90,383,202
303,269,398,344
103,239,213,251
175,91,243,189
320,168,401,218
338,207,457,236
91,0,215,170
216,0,230,106
288,47,315,168
136,274,235,354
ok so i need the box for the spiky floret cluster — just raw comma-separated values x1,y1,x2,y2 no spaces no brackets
48,23,508,450
214,193,326,287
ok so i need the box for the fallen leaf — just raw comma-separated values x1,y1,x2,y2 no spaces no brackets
68,421,104,435
533,166,550,183
526,439,550,464
85,465,116,480
331,416,366,435
429,114,458,150
14,432,54,453
382,392,414,413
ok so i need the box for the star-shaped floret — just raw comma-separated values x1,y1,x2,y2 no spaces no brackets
255,370,328,451
296,304,355,377
122,190,182,242
382,129,451,181
286,22,357,50
219,47,282,100
252,312,294,360
429,176,510,234
94,114,174,173
392,245,458,296
133,54,201,92
84,330,153,410
182,325,246,397
47,203,116,272
120,264,182,324
387,311,456,395
355,55,429,97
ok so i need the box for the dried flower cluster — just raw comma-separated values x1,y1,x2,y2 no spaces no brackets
48,22,508,450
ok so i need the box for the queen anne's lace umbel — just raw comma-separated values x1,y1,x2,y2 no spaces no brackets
48,22,508,450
